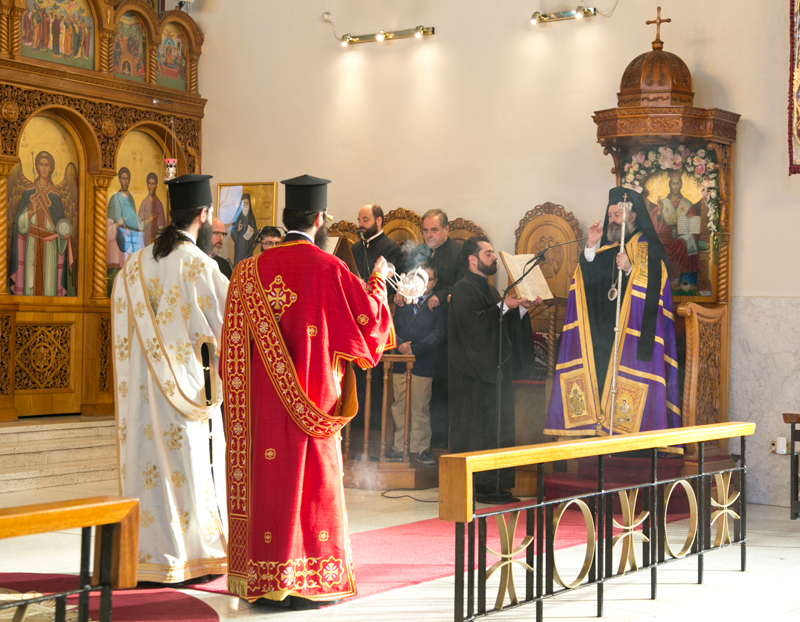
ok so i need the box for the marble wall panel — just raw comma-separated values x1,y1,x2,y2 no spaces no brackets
729,297,800,507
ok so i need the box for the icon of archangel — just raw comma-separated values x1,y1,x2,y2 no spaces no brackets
7,150,79,297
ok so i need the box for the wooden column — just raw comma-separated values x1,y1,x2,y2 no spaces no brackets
360,368,373,461
98,30,114,74
0,7,11,56
147,44,158,85
91,174,115,299
188,53,199,93
0,302,19,420
8,7,22,59
0,157,19,420
378,360,391,464
0,158,19,295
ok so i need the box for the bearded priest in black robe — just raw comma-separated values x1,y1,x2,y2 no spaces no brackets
449,235,540,503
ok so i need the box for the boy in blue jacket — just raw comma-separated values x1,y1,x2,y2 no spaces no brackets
387,263,446,466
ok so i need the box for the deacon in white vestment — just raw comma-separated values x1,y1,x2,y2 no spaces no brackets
111,174,229,583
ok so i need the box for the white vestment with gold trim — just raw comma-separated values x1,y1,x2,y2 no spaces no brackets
111,240,229,583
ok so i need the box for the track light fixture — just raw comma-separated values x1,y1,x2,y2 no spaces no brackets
531,5,597,25
324,13,434,47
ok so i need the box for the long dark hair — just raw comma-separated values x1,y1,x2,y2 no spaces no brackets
152,206,206,260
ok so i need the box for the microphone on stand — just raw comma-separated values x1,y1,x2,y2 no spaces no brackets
528,236,589,264
481,235,590,505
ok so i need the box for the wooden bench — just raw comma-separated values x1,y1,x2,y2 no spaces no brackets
0,496,139,622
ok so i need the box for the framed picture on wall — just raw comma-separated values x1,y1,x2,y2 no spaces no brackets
216,182,278,269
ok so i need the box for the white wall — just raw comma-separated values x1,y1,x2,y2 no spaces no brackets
191,0,800,504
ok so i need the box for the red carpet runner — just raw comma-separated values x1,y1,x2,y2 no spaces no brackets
190,511,677,600
0,573,218,621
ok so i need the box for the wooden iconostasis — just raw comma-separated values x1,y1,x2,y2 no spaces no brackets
0,0,205,420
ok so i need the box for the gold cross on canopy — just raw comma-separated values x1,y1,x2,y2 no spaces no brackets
646,6,671,48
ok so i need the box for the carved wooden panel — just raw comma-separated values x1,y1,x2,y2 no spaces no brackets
99,317,111,393
679,303,729,453
515,202,582,301
14,324,71,390
695,319,722,426
448,217,485,241
0,84,202,172
0,315,10,396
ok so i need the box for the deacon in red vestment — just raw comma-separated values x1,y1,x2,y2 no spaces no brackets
222,174,395,606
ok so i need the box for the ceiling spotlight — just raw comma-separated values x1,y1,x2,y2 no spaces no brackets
531,12,541,24
415,25,423,38
376,30,385,42
575,5,585,19
341,35,350,47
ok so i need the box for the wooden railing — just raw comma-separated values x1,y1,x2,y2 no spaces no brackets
0,496,139,622
439,423,755,622
344,353,416,463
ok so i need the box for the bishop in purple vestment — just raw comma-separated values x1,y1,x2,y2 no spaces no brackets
544,187,681,447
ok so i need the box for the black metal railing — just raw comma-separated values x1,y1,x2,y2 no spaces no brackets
785,414,800,520
0,524,115,622
0,496,139,622
441,424,753,622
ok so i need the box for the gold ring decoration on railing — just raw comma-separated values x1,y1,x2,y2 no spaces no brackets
612,489,650,574
552,499,595,589
486,511,533,610
711,472,740,547
663,479,698,559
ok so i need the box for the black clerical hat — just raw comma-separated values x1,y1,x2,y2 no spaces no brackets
165,174,213,212
281,174,330,213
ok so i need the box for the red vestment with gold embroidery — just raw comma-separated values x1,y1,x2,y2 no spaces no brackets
223,240,395,602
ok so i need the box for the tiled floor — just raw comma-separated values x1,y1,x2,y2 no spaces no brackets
1,482,799,621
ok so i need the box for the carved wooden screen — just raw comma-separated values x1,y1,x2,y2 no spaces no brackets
0,0,205,420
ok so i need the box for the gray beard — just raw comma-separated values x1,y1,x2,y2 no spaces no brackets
606,222,637,244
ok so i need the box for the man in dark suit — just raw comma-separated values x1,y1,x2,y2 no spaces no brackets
401,209,467,310
399,209,468,449
386,263,445,466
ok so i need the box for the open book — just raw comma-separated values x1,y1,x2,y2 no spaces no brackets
677,215,701,235
499,251,554,302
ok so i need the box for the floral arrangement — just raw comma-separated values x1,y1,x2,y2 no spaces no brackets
621,145,720,249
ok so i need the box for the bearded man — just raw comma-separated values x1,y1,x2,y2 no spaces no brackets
210,217,233,279
222,174,395,607
449,235,539,503
112,174,229,583
350,203,404,284
544,187,682,441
